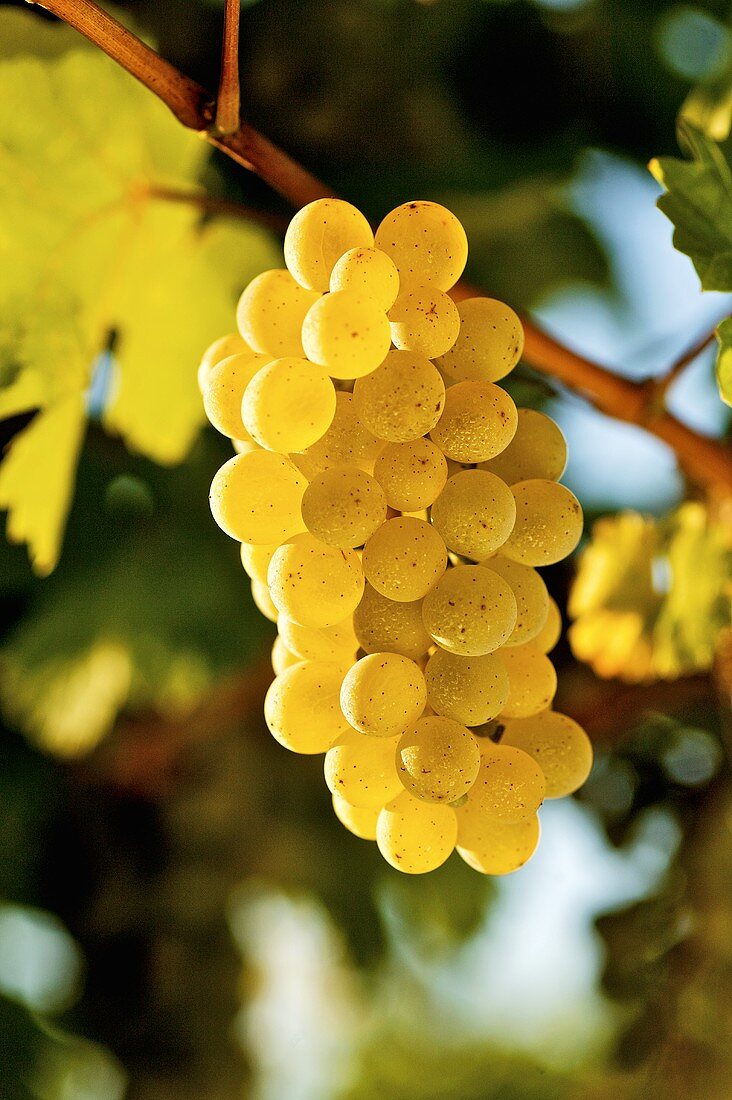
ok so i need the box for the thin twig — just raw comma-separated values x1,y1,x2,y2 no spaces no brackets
215,0,241,136
653,326,720,401
148,185,289,232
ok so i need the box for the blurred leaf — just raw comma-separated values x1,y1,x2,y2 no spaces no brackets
715,315,732,406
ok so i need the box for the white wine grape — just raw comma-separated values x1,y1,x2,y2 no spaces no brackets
340,653,427,738
301,290,391,380
389,285,460,358
330,246,400,311
480,408,567,484
373,438,448,511
376,790,458,873
430,380,518,463
209,451,307,543
430,469,516,561
362,516,447,602
264,661,351,754
285,198,374,291
396,715,480,803
353,583,432,661
481,554,549,646
374,201,468,291
499,642,557,718
424,649,508,726
436,298,523,384
242,357,336,453
236,269,319,358
353,350,445,442
301,466,387,547
325,729,403,807
268,532,364,627
500,710,593,798
422,564,517,656
503,479,583,567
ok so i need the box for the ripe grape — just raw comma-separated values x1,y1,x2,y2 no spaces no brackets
460,741,545,825
278,616,359,665
285,198,373,291
499,642,557,717
482,555,548,646
396,716,480,803
340,653,427,738
242,357,336,453
268,532,364,627
436,298,523,384
240,541,280,586
209,451,306,543
480,408,567,484
292,391,382,478
271,636,301,675
264,661,351,754
374,201,468,291
301,466,387,548
353,583,432,661
389,285,460,358
301,290,391,379
532,596,562,654
377,790,457,873
457,815,540,875
251,578,278,622
362,516,447,602
424,649,508,726
325,728,403,807
422,564,517,656
503,479,583,566
202,352,269,440
373,438,447,511
236,269,319,358
353,350,445,442
332,793,380,840
330,246,400,310
430,469,516,561
198,332,253,392
500,710,593,798
430,380,518,463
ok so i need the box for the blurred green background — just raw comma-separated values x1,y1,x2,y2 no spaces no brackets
0,0,731,1097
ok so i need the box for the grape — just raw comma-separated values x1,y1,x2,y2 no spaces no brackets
292,392,383,478
500,710,593,798
240,541,280,586
458,741,545,825
264,661,351,754
436,298,523,384
330,246,400,311
198,332,253,392
202,352,270,440
430,381,518,463
301,290,391,380
430,469,516,561
422,564,517,656
424,649,508,726
340,653,427,738
503,479,583,566
480,408,567,484
499,643,557,718
376,790,457,873
457,815,540,875
362,517,447,602
240,357,336,454
389,285,460,358
396,716,480,803
353,583,431,661
332,793,380,841
325,728,403,807
373,438,447,512
301,466,387,548
271,635,301,675
209,451,307,543
231,437,259,455
278,616,359,665
482,554,549,646
268,532,364,628
284,198,373,292
236,269,319,358
532,596,562,654
374,201,468,291
251,578,278,622
353,350,445,442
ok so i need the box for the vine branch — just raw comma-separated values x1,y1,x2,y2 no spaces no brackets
215,0,241,136
26,0,732,490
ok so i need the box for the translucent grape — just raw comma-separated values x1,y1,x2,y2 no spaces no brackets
422,564,517,656
436,298,523,384
353,583,431,661
362,517,447,602
374,201,468,291
209,451,306,543
278,616,359,666
325,728,403,807
376,790,457,873
425,649,509,726
292,392,382,478
458,741,545,825
499,643,557,718
457,815,540,875
373,438,447,512
301,290,391,380
353,350,445,442
482,554,549,646
240,541,280,586
503,480,583,566
301,466,387,548
251,578,278,622
332,793,380,841
241,357,336,453
264,661,351,754
232,437,259,455
501,710,593,798
271,636,301,675
284,198,374,291
430,381,518,463
340,653,427,738
330,246,400,311
430,469,516,561
198,332,253,392
532,596,562,654
396,716,480,803
480,408,567,484
236,269,319,358
389,285,460,359
202,352,269,439
268,532,364,628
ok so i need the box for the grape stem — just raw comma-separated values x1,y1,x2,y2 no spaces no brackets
24,0,732,491
215,0,241,136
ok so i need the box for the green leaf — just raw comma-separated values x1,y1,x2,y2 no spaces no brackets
715,315,732,406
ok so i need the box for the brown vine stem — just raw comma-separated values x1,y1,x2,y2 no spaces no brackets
26,0,732,490
215,0,241,136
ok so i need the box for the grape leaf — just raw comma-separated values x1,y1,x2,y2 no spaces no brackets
716,316,732,407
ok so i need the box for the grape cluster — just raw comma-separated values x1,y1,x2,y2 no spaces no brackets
201,198,591,876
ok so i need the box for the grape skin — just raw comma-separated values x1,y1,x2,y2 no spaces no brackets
285,198,374,292
353,349,445,442
374,201,468,291
422,564,517,656
388,285,460,359
301,290,392,380
481,554,549,647
500,711,593,798
425,649,509,727
340,653,427,738
198,332,254,393
236,269,319,358
362,516,447,603
499,642,558,718
457,814,540,875
209,451,307,544
332,793,380,840
430,469,516,561
268,532,364,628
373,438,448,511
376,790,458,874
264,661,352,754
503,479,583,567
203,352,270,440
396,716,481,803
430,380,518,464
330,246,400,311
460,741,545,826
242,357,336,453
436,297,524,385
480,408,567,484
301,466,387,548
353,583,432,661
325,728,403,808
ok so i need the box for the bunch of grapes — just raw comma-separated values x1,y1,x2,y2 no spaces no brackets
200,198,592,875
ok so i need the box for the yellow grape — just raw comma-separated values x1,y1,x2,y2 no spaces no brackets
284,198,374,291
482,555,548,646
532,596,562,654
251,578,278,622
353,583,432,661
376,791,457,874
499,643,557,718
480,408,567,484
430,380,518,464
325,728,403,808
330,246,400,311
430,469,516,561
396,716,480,803
500,710,593,798
231,437,259,455
332,793,380,841
268,533,364,628
301,290,391,380
436,298,523,384
388,285,460,358
340,653,427,738
374,201,468,291
198,332,253,392
209,451,306,543
202,352,270,440
362,517,447,602
353,350,445,442
457,815,540,875
373,438,448,512
422,564,517,656
292,392,383,478
503,479,583,566
240,541,280,586
278,616,358,665
271,636,301,675
241,357,336,453
424,649,508,726
264,661,351,754
301,466,387,548
460,741,545,825
236,269,319,358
